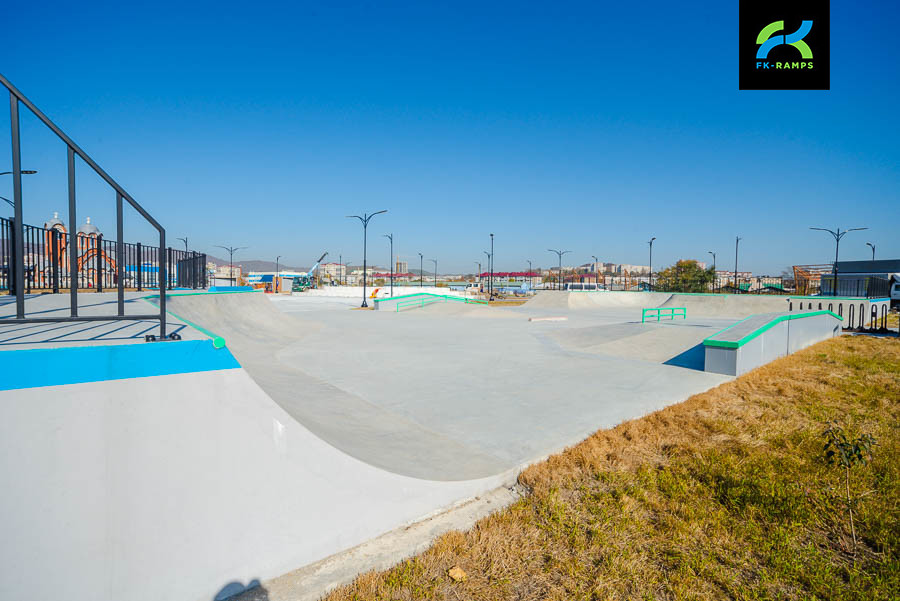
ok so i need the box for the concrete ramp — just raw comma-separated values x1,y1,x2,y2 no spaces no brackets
659,293,790,318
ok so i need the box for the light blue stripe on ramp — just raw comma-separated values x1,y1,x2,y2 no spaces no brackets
0,340,241,391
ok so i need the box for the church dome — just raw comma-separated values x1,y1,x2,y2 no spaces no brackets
78,216,100,236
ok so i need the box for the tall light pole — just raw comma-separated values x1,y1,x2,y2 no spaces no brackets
275,255,281,292
339,253,342,286
418,252,424,288
346,210,387,307
489,233,494,299
591,255,599,288
548,249,571,290
430,259,437,288
177,237,189,252
708,251,716,290
866,242,875,261
213,245,248,286
733,236,742,290
475,262,481,288
648,237,656,290
527,259,533,288
810,227,868,296
383,233,393,297
483,251,491,293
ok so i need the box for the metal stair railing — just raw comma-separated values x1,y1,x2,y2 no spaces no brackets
1,72,171,338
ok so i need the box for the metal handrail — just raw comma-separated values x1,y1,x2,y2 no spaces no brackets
1,72,169,337
641,307,687,323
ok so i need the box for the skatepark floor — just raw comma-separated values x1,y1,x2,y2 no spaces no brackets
165,291,735,481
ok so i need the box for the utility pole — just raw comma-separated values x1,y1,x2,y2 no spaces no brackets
346,210,387,308
548,249,571,290
810,227,868,296
383,233,393,297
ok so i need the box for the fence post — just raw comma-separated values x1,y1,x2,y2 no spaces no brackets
51,229,60,293
95,235,103,292
136,242,143,291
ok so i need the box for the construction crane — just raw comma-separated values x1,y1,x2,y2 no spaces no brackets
291,252,328,292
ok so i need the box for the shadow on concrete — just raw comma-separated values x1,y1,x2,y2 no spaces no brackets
663,342,706,371
215,579,269,601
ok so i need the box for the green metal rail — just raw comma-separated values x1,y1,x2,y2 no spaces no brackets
642,307,686,323
392,293,488,311
373,292,488,310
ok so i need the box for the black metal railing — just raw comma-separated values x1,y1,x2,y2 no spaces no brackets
0,216,206,294
1,72,183,337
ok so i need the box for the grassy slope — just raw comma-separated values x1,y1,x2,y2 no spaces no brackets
327,335,900,601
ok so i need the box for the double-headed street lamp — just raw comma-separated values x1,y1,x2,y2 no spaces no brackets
383,233,394,297
648,237,656,289
810,226,868,296
346,210,387,307
213,245,248,285
591,255,599,288
866,242,876,260
548,249,571,290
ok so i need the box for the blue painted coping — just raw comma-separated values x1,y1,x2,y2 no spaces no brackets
0,339,240,391
208,285,254,292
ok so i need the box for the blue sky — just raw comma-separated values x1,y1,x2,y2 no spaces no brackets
3,1,899,273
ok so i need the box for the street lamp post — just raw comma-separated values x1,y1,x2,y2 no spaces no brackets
548,249,571,290
275,255,281,292
476,262,481,289
733,237,743,290
866,242,876,261
483,251,491,294
648,237,656,290
177,237,188,252
489,233,494,299
418,252,423,288
383,233,393,297
810,227,868,296
708,251,716,290
527,259,532,288
430,259,437,288
213,245,248,286
346,210,387,308
591,255,599,289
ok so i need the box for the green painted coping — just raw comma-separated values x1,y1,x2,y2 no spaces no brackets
703,310,841,349
373,292,487,305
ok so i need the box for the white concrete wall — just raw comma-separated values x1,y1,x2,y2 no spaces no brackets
0,369,512,601
297,286,465,299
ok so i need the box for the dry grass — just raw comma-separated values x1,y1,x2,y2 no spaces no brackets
325,335,900,601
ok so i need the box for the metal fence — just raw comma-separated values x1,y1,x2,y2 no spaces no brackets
0,216,206,294
561,273,888,298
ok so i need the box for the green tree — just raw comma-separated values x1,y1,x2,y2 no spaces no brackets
656,260,715,292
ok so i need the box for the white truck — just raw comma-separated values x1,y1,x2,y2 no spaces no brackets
891,273,900,308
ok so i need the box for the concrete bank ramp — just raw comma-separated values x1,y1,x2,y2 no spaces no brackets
165,292,508,481
659,293,790,318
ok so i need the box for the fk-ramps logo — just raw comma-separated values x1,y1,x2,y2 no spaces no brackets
740,0,829,90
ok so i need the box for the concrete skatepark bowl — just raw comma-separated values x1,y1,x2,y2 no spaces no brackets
0,289,854,601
